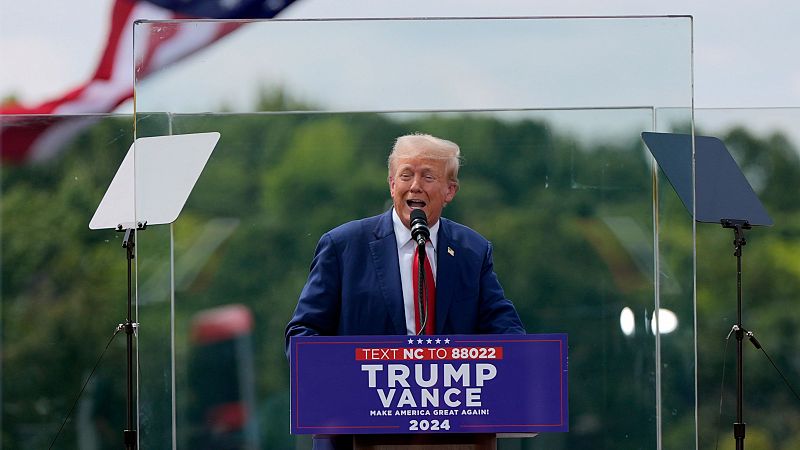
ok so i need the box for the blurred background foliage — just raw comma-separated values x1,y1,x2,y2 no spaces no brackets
2,90,799,449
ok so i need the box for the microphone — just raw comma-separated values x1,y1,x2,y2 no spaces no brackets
410,209,430,246
410,208,430,335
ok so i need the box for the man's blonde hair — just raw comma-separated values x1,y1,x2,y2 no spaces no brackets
387,134,461,184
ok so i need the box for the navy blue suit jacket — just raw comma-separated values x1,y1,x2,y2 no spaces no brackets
286,209,524,344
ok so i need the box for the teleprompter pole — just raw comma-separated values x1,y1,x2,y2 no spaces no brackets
721,218,750,450
119,222,146,450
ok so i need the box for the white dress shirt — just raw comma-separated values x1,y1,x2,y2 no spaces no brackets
392,208,438,335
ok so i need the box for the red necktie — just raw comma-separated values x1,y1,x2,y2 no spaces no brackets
412,243,436,334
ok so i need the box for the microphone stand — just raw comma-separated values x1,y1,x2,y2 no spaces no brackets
416,240,427,335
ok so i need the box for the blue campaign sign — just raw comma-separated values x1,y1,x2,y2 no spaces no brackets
290,334,568,435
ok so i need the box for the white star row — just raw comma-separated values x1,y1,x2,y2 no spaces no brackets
407,337,450,345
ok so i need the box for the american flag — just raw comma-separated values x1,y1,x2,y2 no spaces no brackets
0,0,297,163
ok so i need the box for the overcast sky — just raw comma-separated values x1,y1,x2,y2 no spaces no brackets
1,0,799,110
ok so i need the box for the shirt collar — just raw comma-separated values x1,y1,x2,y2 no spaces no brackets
392,208,439,250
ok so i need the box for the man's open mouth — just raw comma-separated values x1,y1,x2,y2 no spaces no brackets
407,199,426,208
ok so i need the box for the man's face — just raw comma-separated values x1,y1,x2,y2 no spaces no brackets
389,154,458,229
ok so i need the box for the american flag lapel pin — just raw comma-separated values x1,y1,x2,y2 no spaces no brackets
447,246,455,256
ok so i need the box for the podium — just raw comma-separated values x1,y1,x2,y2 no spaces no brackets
353,432,496,449
290,334,567,449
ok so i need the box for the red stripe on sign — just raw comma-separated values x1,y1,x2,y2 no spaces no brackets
355,347,504,361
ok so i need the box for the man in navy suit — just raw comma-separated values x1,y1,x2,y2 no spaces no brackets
285,134,525,449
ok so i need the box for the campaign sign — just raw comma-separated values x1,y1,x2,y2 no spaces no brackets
290,334,568,435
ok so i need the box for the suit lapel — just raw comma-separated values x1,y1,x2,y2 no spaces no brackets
435,219,456,333
369,210,406,334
